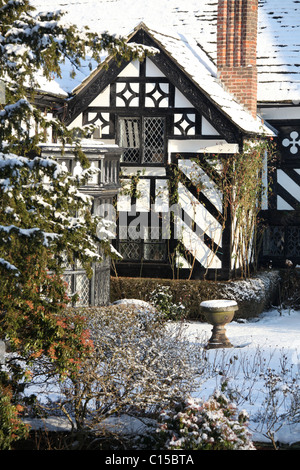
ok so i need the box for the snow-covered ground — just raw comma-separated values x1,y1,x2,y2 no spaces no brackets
183,307,300,447
24,304,300,448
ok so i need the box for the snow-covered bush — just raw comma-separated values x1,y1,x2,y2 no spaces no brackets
153,391,255,450
45,303,203,432
149,285,186,321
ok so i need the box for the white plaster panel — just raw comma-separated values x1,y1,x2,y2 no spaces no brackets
175,216,222,269
116,82,139,107
178,159,223,212
277,196,294,210
67,114,83,129
145,82,169,107
117,180,132,212
174,88,193,107
121,166,166,177
155,179,169,212
178,183,222,240
202,116,219,135
118,60,140,77
168,139,239,154
145,58,165,77
277,169,300,203
136,179,151,212
89,85,110,106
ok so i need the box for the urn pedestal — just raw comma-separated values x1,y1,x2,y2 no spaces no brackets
200,300,238,349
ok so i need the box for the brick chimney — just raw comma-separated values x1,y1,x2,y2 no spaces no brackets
217,0,258,118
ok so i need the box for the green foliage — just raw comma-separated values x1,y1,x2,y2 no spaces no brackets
0,153,108,378
0,382,29,450
149,285,186,321
154,391,255,450
0,0,151,445
1,253,94,378
0,0,138,369
0,154,105,270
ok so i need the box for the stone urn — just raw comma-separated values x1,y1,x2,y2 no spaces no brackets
200,299,238,349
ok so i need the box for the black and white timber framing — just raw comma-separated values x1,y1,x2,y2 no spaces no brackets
58,24,300,278
258,110,300,268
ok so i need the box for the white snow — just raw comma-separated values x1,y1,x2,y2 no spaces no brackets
0,257,19,272
183,307,300,446
28,0,300,106
200,299,238,309
21,303,300,447
112,298,153,308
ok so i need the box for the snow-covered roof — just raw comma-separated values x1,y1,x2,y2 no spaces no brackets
27,0,300,136
29,0,300,104
132,24,274,135
257,1,300,104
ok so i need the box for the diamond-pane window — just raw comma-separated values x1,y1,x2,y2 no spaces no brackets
144,117,165,163
118,224,166,262
263,226,285,256
75,273,90,306
144,242,166,261
119,117,165,164
120,117,140,163
119,241,141,260
286,227,300,257
63,271,90,307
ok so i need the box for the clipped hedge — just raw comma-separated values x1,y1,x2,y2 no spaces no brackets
110,270,281,320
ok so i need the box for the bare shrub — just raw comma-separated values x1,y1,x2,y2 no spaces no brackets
49,304,204,435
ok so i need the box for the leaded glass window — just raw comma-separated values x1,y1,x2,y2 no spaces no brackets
118,224,166,261
119,116,165,164
119,117,140,163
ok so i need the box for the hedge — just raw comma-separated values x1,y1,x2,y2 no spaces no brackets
110,270,281,320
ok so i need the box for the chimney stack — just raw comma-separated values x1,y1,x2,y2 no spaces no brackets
217,0,258,118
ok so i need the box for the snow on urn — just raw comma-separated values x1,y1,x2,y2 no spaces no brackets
200,299,238,349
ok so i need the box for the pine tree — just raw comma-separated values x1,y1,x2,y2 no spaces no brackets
0,0,152,422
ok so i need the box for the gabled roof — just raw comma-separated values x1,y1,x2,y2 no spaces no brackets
67,22,273,137
131,24,274,136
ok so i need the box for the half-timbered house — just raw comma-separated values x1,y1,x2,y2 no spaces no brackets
30,0,300,283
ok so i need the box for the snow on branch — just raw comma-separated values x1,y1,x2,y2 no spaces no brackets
0,257,19,275
0,224,61,246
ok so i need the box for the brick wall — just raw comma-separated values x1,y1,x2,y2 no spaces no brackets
217,0,258,118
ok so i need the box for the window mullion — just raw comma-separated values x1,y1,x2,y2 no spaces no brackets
141,116,145,164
